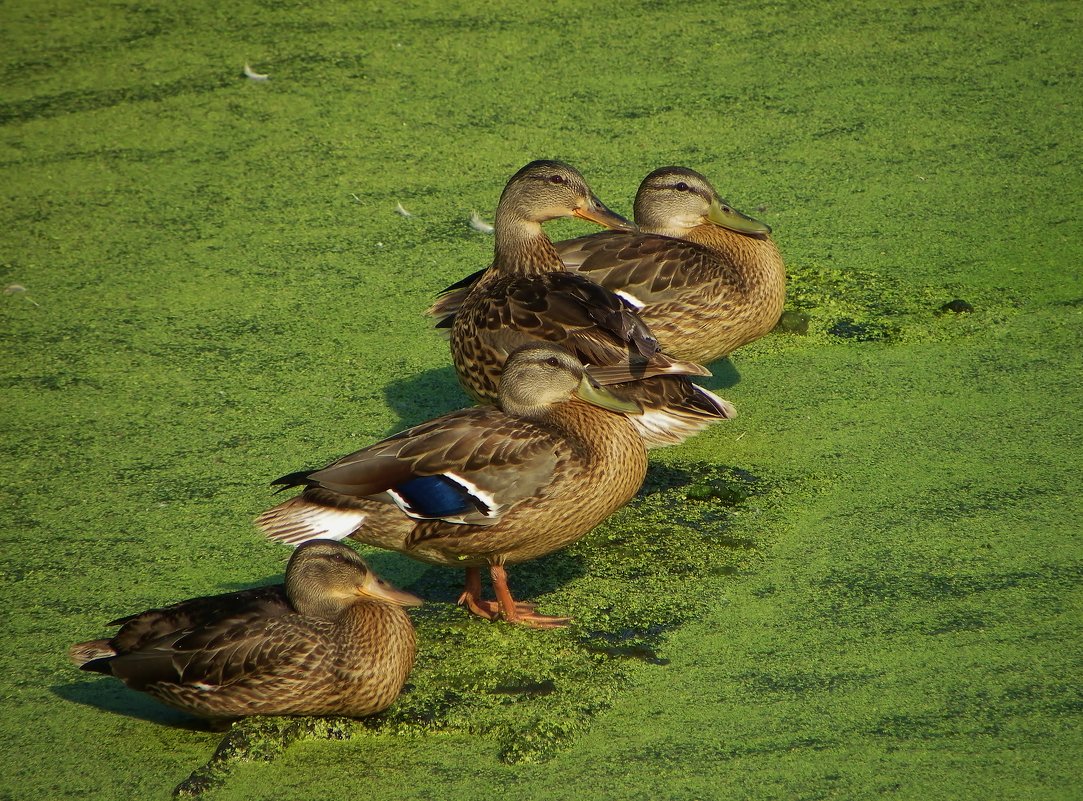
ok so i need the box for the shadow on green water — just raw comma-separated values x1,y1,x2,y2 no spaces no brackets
195,552,590,626
698,356,741,391
51,679,208,730
380,364,468,434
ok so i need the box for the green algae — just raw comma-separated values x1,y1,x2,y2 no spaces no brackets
166,460,773,795
2,0,1082,799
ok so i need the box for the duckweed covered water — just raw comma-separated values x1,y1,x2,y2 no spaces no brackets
2,1,1081,799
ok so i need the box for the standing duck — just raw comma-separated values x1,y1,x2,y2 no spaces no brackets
256,343,647,629
445,160,735,448
431,166,785,365
69,540,420,720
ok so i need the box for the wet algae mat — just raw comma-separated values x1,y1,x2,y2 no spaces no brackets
1,1,1080,799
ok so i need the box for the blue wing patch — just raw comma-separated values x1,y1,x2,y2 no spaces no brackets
391,475,487,519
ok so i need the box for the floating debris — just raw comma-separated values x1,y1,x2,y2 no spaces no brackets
243,63,269,81
938,298,974,315
395,202,413,218
469,210,494,234
3,284,39,306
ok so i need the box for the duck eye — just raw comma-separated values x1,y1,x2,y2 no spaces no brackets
674,182,690,192
545,356,560,367
549,174,566,185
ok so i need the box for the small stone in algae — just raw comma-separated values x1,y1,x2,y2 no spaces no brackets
775,310,810,334
938,298,974,314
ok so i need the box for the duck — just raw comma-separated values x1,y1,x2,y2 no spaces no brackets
256,343,648,629
69,540,420,720
444,160,736,448
430,166,785,365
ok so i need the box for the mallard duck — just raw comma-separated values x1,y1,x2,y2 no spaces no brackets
446,160,735,448
256,343,647,629
69,540,420,719
431,166,785,365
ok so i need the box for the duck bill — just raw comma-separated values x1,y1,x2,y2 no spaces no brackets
574,195,638,231
707,197,772,235
574,375,642,414
358,579,425,607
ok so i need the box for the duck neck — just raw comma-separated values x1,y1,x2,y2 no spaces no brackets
536,399,644,461
683,225,785,296
334,602,416,655
335,602,417,686
490,217,565,279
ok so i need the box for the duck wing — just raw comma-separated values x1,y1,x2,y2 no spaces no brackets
81,609,325,692
427,268,485,328
70,586,291,666
271,407,565,527
556,231,727,307
464,271,704,370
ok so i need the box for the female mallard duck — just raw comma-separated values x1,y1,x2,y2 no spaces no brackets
445,160,735,448
69,540,420,719
431,166,785,366
256,343,647,629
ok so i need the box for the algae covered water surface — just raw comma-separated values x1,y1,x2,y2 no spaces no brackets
2,1,1080,799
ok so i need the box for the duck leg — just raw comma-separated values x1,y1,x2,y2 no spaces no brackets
458,565,537,621
490,564,571,629
457,566,568,628
457,566,500,621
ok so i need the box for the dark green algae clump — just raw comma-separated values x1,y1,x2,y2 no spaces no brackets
171,460,775,796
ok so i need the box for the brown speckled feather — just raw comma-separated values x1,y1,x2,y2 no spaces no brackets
450,271,712,403
259,401,642,564
257,347,648,570
447,162,731,447
72,543,418,719
557,226,785,364
105,587,290,655
102,604,415,718
452,270,732,448
433,228,785,367
286,405,563,526
255,346,649,625
431,167,786,366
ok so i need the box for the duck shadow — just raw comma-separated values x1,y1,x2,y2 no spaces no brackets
700,357,741,391
380,364,469,435
405,550,590,607
52,678,210,729
218,548,588,616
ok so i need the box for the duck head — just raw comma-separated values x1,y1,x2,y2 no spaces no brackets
634,166,771,238
498,343,642,418
286,540,423,619
496,160,637,231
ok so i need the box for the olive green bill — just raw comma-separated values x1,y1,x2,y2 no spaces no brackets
707,197,772,235
574,375,643,414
